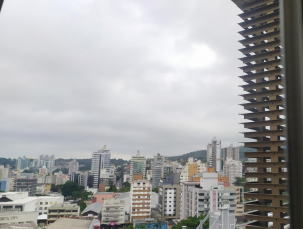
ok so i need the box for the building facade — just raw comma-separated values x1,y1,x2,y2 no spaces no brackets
47,204,80,225
0,166,9,179
130,151,146,182
15,178,37,196
158,173,181,219
91,145,111,188
180,173,237,219
101,197,126,225
68,159,79,175
207,137,221,172
223,157,243,185
152,153,165,189
231,0,287,228
130,180,151,220
222,144,240,162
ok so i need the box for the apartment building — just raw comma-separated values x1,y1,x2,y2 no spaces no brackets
158,173,181,219
101,197,126,225
47,204,80,225
222,144,240,162
207,137,221,172
231,0,288,228
130,180,151,220
180,158,207,182
0,192,64,216
130,151,146,182
0,166,9,179
223,157,243,185
15,178,37,196
0,211,39,226
91,145,111,188
180,173,237,219
152,153,165,188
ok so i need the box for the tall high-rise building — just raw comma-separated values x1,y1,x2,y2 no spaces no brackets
91,145,111,188
206,137,221,172
222,144,240,162
130,151,146,182
68,159,79,175
231,1,287,228
15,157,29,171
152,153,165,189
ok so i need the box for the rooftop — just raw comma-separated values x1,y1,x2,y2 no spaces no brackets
47,218,94,229
82,202,103,215
0,197,37,205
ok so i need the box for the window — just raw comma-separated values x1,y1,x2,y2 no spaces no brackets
40,202,43,205
50,202,53,205
45,202,48,204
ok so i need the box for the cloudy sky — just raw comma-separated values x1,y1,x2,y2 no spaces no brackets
0,0,246,160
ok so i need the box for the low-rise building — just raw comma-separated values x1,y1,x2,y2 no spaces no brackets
158,173,181,219
47,217,100,229
130,180,151,220
93,192,116,204
101,197,126,225
47,204,80,225
82,202,103,217
0,211,39,226
0,192,64,216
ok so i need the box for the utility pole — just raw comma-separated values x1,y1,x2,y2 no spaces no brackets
0,0,4,12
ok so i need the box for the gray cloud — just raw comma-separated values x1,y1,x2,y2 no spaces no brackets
0,0,246,160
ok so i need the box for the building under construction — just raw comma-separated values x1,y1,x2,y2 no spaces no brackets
232,0,289,228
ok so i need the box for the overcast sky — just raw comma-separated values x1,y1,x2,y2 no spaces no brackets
0,0,246,160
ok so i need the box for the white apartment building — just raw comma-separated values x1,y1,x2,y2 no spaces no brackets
130,151,146,182
130,180,151,220
207,137,221,172
0,166,9,179
223,157,243,185
101,197,126,225
0,192,64,216
180,173,237,219
91,145,111,188
68,159,79,175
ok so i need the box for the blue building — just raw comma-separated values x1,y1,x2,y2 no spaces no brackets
0,179,10,192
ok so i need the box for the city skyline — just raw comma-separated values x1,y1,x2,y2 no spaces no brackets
0,1,246,159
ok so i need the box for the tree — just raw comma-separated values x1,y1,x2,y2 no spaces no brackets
51,184,62,192
135,224,146,229
119,182,131,192
153,212,167,229
172,214,209,229
126,224,134,229
72,191,82,199
106,184,118,192
78,200,87,212
233,177,246,186
60,181,83,197
23,169,35,173
152,187,159,193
